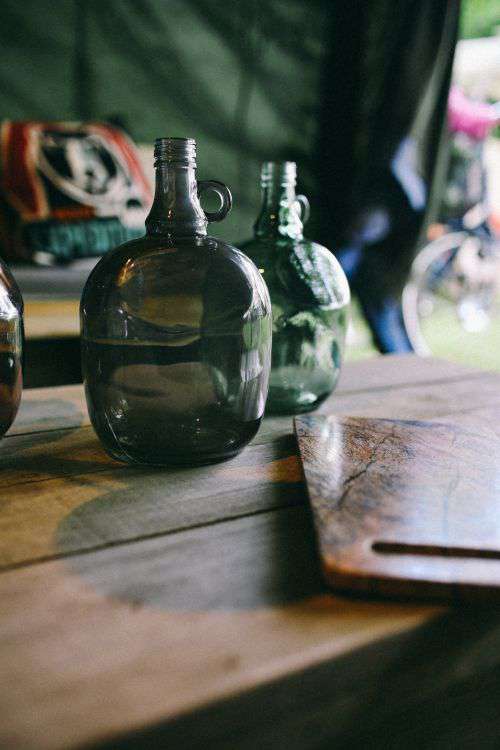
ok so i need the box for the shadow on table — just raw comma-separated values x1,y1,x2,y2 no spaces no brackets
91,605,500,750
13,396,85,433
55,432,328,611
57,490,327,610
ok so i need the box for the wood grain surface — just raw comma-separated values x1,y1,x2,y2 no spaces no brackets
1,355,500,749
24,299,80,340
296,414,500,601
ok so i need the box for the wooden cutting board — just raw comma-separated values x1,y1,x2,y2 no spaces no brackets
294,415,500,602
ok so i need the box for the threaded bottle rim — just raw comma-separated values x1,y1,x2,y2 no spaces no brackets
260,161,297,187
154,137,196,166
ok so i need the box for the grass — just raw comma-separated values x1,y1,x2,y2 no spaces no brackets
419,298,500,371
345,296,500,371
345,300,378,362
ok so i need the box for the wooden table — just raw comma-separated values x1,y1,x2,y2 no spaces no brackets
2,355,500,749
21,299,81,389
23,299,80,340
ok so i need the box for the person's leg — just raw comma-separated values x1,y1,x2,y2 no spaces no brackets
314,0,461,353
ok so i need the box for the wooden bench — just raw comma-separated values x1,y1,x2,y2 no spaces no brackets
12,263,90,388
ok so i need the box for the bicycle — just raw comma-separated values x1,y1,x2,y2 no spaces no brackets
403,88,500,356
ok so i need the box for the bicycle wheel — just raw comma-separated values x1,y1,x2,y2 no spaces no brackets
402,231,500,367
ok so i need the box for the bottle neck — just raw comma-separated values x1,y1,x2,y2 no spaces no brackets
254,170,303,241
145,162,207,237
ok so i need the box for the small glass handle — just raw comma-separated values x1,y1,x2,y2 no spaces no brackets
295,194,310,225
197,180,232,223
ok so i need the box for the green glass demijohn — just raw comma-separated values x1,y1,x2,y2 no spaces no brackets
81,138,272,466
240,162,350,414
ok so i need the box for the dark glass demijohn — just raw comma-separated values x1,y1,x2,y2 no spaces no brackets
81,138,272,465
0,259,23,436
240,162,350,414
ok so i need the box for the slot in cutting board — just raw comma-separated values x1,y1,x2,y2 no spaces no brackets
294,415,500,601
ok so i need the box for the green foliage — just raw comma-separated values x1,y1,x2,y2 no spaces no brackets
460,0,500,39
